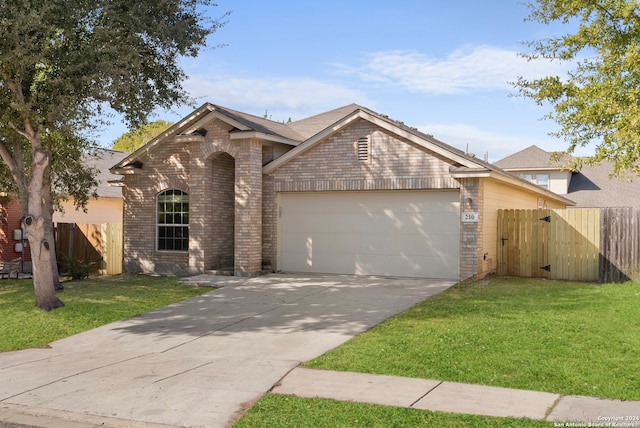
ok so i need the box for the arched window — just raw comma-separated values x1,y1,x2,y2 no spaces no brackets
157,189,189,251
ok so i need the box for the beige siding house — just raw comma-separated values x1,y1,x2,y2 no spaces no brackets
495,145,640,208
111,103,573,280
53,150,128,224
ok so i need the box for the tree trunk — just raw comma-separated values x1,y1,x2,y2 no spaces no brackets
43,167,63,291
24,215,64,311
24,148,63,311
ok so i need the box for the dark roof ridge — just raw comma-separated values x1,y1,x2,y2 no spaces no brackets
209,104,305,141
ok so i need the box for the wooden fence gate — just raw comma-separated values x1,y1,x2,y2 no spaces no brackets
498,208,640,282
54,222,123,275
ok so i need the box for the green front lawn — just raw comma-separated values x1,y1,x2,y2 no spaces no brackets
234,394,548,428
305,277,640,401
0,275,211,351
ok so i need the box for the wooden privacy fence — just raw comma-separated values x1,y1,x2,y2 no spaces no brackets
497,208,640,283
54,223,123,275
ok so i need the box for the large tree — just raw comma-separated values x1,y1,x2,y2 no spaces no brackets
113,120,174,153
0,0,226,311
516,0,640,176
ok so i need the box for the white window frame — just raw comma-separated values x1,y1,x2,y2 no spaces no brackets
520,173,549,190
156,189,189,252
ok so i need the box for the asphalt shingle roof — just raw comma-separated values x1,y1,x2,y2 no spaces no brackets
211,105,306,142
84,149,129,198
286,104,362,140
495,145,640,207
567,161,640,207
493,145,560,169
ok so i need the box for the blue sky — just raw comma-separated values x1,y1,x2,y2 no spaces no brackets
100,1,586,162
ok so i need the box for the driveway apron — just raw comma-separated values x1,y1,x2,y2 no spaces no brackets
0,273,454,428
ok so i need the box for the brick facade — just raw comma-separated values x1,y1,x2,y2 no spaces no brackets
457,177,481,280
121,137,191,274
116,106,516,280
268,120,458,192
121,118,266,276
233,138,262,276
0,198,31,265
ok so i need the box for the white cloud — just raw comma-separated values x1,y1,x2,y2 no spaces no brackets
338,45,571,95
419,122,572,163
182,74,372,119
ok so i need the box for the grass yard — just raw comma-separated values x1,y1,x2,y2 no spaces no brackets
234,394,549,428
0,275,210,351
305,277,640,401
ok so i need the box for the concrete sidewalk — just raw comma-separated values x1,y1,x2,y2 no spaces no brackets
0,273,455,428
272,367,640,425
3,273,637,428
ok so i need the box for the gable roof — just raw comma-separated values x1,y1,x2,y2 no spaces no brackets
493,145,571,170
109,102,574,206
262,105,574,206
264,104,489,173
209,104,305,141
111,103,308,172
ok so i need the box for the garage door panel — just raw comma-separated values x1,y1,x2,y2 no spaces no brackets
281,251,356,274
279,191,459,279
285,213,373,234
354,254,458,278
282,232,360,254
285,232,457,258
281,251,455,278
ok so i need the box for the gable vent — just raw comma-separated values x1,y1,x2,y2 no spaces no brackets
356,137,370,162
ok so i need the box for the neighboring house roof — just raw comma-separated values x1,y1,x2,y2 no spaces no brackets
567,161,640,207
495,145,640,207
84,149,129,198
493,145,569,170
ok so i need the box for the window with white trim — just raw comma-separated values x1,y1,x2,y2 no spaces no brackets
520,173,549,190
157,189,189,251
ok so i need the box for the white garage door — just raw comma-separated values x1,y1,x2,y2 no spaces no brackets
278,191,459,279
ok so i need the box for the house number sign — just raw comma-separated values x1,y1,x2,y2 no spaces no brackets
461,212,479,223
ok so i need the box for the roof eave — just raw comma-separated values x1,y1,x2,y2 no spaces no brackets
110,103,217,172
107,179,125,187
360,111,482,168
451,167,575,206
500,166,570,172
110,167,141,175
230,131,300,146
448,167,492,178
184,110,251,135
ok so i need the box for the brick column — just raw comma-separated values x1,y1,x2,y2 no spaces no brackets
234,139,262,276
459,177,480,280
188,141,208,274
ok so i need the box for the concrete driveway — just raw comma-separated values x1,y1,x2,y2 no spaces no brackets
0,273,454,428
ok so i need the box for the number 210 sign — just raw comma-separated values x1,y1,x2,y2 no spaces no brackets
461,212,479,223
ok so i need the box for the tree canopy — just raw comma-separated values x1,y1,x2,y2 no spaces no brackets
0,0,226,310
113,120,174,153
515,0,640,176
